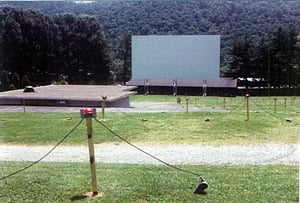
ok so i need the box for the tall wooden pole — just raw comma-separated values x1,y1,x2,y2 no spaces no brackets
80,108,103,198
85,116,98,196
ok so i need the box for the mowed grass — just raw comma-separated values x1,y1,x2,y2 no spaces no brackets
0,96,299,202
0,96,299,145
0,162,298,203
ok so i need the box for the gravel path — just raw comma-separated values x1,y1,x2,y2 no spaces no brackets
0,103,298,165
0,143,298,165
0,102,226,113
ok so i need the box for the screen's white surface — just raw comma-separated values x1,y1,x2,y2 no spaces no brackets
132,35,220,80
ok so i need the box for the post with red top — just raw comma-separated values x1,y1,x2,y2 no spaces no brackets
245,94,250,121
80,108,103,198
101,96,107,121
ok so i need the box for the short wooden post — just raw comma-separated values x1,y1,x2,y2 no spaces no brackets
101,96,107,121
274,98,277,113
245,94,250,121
185,97,189,113
284,97,287,109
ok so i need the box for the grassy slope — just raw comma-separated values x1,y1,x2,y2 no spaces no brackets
0,96,298,202
0,162,298,203
0,96,299,145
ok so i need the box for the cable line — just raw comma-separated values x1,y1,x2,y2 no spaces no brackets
251,99,283,120
94,118,205,179
0,118,84,181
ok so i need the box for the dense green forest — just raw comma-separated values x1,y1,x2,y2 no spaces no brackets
0,6,111,90
0,0,299,90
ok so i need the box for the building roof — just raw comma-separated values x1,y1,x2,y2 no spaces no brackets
0,85,136,107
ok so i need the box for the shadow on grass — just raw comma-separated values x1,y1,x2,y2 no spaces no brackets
70,194,88,201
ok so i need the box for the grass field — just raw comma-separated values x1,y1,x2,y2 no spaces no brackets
0,95,299,202
0,96,299,145
0,162,298,203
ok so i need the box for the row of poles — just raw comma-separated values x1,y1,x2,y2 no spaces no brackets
81,94,297,197
19,94,297,198
183,95,297,121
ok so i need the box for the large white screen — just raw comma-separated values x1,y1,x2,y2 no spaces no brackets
132,35,220,80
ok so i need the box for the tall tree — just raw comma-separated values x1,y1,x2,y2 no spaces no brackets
120,32,132,85
1,7,52,86
0,8,4,83
254,37,270,88
0,7,111,87
228,36,255,89
285,26,299,88
269,26,299,88
52,13,111,83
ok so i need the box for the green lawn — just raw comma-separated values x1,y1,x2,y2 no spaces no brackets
0,96,299,145
0,96,298,202
0,162,298,203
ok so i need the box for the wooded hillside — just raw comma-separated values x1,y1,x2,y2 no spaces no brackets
5,0,298,63
0,0,299,88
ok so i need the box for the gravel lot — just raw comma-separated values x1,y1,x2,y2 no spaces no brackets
0,102,225,113
0,143,298,165
0,102,299,165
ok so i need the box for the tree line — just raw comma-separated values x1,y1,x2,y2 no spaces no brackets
0,6,111,91
0,0,299,91
226,26,300,89
6,0,298,77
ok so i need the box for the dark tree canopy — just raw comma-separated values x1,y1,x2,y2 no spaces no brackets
0,0,299,90
51,13,111,83
0,6,111,91
227,26,300,89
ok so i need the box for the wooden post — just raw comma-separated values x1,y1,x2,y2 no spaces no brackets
101,96,107,121
284,97,287,109
274,98,277,113
185,97,189,113
80,108,103,198
293,96,296,105
245,94,250,121
101,101,105,120
86,116,98,196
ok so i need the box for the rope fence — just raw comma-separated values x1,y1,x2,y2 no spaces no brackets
0,96,298,181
